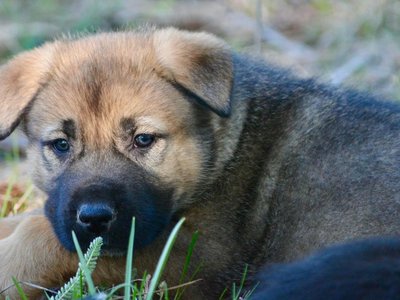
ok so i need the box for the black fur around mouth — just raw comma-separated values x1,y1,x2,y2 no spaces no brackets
44,157,173,253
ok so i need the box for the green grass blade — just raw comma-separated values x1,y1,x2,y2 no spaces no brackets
11,134,20,163
11,183,34,214
145,218,186,300
79,270,84,298
104,282,134,299
15,183,34,203
178,230,198,284
0,174,16,218
124,217,135,300
174,230,199,300
241,282,259,300
218,287,228,300
11,277,28,300
138,270,148,300
234,264,248,300
159,281,169,300
232,282,237,300
72,232,98,295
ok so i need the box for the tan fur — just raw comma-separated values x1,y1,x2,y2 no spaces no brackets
0,216,77,298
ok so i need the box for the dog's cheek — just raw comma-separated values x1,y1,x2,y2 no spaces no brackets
151,138,204,203
26,146,52,191
26,145,69,192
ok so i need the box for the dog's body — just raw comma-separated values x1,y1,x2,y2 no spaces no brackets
0,28,399,299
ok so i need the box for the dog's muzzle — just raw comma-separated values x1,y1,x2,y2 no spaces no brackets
46,170,173,253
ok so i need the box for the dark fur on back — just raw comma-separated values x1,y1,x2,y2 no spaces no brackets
230,53,400,260
252,238,400,300
184,54,400,295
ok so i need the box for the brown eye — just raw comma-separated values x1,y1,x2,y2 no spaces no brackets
134,133,155,148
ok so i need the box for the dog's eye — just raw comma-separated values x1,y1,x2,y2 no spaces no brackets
134,134,155,148
52,139,70,153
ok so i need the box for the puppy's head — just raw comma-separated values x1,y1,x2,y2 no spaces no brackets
0,28,233,253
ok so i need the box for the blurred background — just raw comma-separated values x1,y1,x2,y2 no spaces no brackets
0,0,399,213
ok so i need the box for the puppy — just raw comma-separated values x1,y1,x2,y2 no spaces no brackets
0,28,399,299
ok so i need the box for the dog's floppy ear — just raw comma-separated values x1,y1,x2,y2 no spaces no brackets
0,44,54,140
153,28,233,117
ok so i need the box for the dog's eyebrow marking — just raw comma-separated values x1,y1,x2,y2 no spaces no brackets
62,119,76,139
120,117,136,133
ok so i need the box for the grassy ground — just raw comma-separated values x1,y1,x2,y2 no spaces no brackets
0,0,399,298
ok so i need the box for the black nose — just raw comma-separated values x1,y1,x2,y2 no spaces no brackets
77,203,115,234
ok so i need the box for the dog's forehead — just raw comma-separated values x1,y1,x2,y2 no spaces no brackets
59,33,156,71
28,33,192,145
